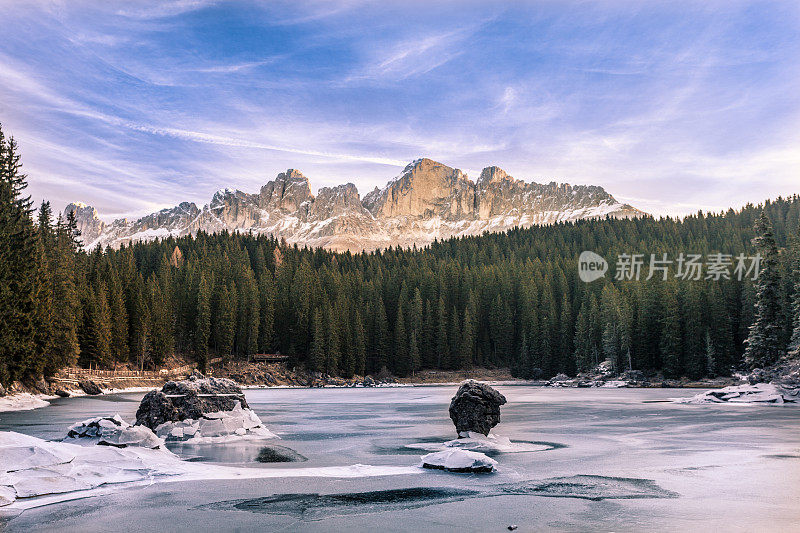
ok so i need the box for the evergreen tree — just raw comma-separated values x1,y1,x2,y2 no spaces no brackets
352,309,367,376
308,307,325,372
744,212,784,368
324,303,340,374
788,225,800,355
0,126,37,382
394,302,409,375
194,274,211,370
660,287,682,378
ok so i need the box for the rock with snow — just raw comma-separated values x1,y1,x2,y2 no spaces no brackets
421,449,497,473
151,401,277,443
65,415,165,449
449,380,507,437
676,383,799,404
135,377,250,429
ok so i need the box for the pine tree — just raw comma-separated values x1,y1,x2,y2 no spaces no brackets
107,272,129,363
394,302,409,375
215,283,236,358
660,286,682,378
460,303,476,370
33,201,55,376
352,308,367,376
788,224,800,355
744,212,784,368
574,298,592,373
324,303,340,374
194,274,211,371
435,297,448,369
308,307,325,372
0,126,37,383
258,274,275,353
408,330,420,376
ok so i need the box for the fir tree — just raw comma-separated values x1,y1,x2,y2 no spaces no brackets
744,212,784,368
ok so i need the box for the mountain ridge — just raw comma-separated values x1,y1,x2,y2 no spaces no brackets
67,158,643,252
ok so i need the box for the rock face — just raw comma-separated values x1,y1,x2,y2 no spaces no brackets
448,380,507,437
68,158,643,252
65,415,165,449
135,377,249,430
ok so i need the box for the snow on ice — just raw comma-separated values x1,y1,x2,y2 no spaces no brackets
420,449,498,473
407,432,549,454
0,393,51,413
675,383,799,404
0,431,420,512
65,415,165,449
152,402,278,443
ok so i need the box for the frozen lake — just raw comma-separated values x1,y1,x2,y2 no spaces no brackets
1,386,798,532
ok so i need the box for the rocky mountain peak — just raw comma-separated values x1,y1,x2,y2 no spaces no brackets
65,202,105,246
69,158,643,252
477,166,513,185
259,169,313,213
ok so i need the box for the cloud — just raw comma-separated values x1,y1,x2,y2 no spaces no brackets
0,0,798,221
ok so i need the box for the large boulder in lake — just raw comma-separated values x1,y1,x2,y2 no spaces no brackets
448,380,507,437
135,376,249,430
135,376,276,442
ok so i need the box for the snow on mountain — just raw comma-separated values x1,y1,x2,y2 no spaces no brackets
67,159,644,252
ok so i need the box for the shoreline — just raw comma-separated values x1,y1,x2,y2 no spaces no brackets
0,377,743,415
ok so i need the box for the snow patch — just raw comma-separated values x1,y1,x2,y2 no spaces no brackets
65,415,165,449
153,402,278,443
0,393,52,413
0,431,420,511
420,449,497,473
674,383,799,404
408,432,549,454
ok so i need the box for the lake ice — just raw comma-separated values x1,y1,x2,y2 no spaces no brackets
1,386,798,532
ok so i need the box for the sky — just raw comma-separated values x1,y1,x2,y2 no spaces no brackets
0,0,798,220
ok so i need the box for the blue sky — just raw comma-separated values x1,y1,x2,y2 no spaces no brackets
1,0,798,219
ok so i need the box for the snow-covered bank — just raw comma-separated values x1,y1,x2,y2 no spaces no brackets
0,431,420,513
674,383,799,404
0,393,54,413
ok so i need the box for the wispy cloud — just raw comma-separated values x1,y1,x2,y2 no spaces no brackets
0,0,797,219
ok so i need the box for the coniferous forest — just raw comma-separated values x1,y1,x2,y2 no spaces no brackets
2,124,800,387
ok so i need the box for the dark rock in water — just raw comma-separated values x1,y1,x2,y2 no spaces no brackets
620,370,645,382
79,380,102,395
256,445,307,463
135,377,249,430
448,380,507,437
54,389,70,398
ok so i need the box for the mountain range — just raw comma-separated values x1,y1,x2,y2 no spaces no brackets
66,158,643,252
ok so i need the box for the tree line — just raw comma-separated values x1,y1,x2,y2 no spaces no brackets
1,123,799,386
